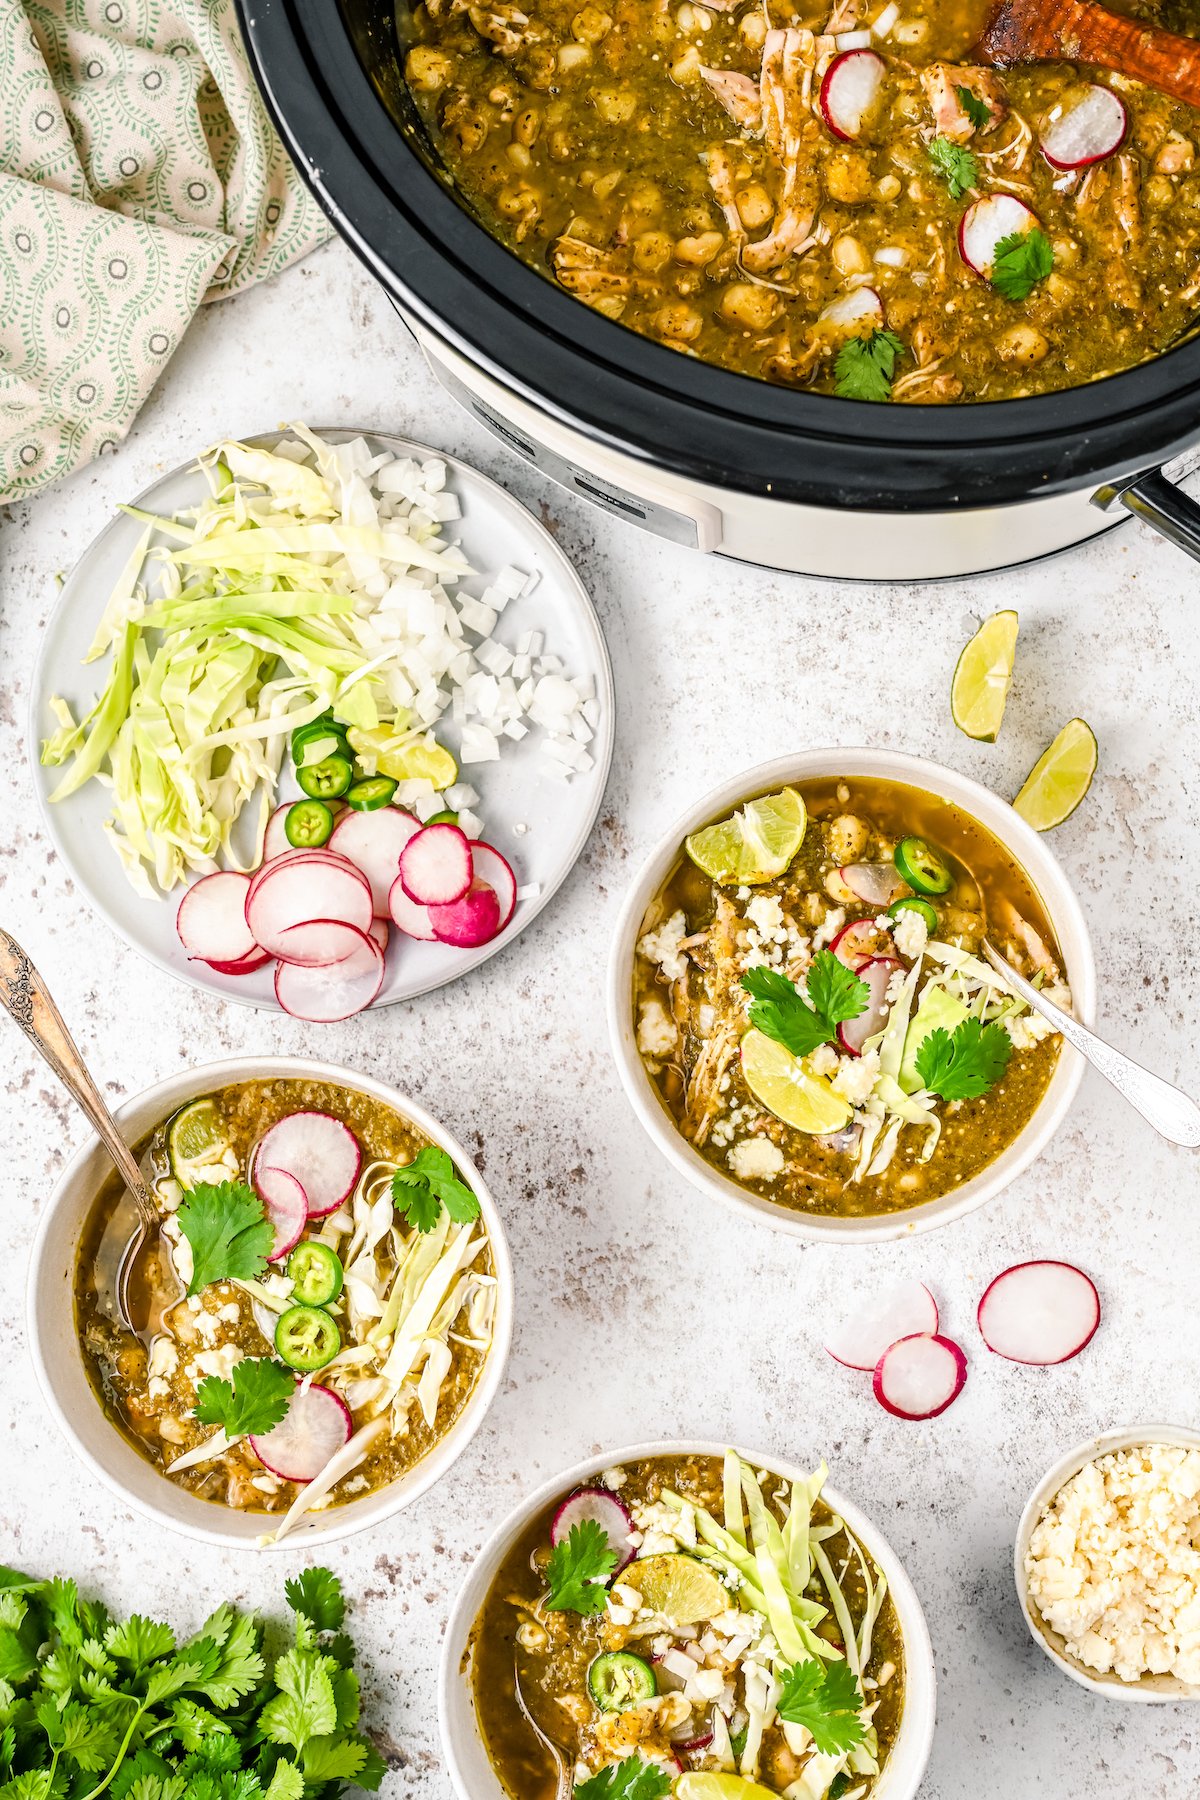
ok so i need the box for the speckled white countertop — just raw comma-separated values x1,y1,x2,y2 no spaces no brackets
3,237,1200,1799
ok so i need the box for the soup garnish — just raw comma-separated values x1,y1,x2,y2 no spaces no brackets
471,1449,905,1798
74,1077,497,1541
633,777,1071,1217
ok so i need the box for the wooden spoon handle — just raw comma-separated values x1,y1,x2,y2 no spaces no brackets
976,0,1200,109
0,928,151,1204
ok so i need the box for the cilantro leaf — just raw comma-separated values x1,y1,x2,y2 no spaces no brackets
833,328,905,402
915,1016,1013,1099
955,82,992,130
775,1658,866,1756
257,1650,336,1754
928,135,979,200
282,1571,344,1635
176,1183,273,1296
742,951,869,1058
391,1147,480,1234
544,1521,618,1615
574,1757,673,1800
194,1359,294,1440
988,227,1054,302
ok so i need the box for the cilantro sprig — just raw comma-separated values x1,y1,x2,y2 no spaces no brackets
194,1357,295,1439
775,1658,867,1755
989,227,1054,302
833,328,906,402
176,1182,274,1296
915,1016,1013,1099
544,1521,618,1615
955,83,992,131
391,1147,481,1235
742,950,869,1058
574,1757,672,1800
928,136,979,200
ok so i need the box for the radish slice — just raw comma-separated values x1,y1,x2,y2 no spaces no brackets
176,873,257,965
273,916,375,969
263,805,297,862
1041,84,1127,170
825,1279,939,1371
389,875,438,942
274,929,385,1021
673,1732,715,1755
367,917,389,953
959,193,1039,277
829,918,895,968
428,880,502,949
204,946,272,976
255,1166,309,1262
469,843,518,930
874,1333,967,1419
399,823,473,907
255,1111,363,1217
839,863,909,906
819,48,886,141
977,1261,1101,1365
551,1487,636,1574
246,854,373,959
819,287,884,331
249,1382,352,1483
838,955,901,1055
329,808,421,917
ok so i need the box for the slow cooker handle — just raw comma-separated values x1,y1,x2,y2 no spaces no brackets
1091,467,1200,561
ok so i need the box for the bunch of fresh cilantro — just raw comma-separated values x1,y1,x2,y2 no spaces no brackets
0,1565,385,1800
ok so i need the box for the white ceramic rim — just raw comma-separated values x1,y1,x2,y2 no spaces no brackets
26,1055,514,1551
607,747,1097,1243
438,1438,937,1800
27,427,615,1012
1015,1423,1200,1703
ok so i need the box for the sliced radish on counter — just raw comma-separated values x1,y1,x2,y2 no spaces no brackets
551,1487,636,1574
255,1111,362,1218
275,929,385,1021
959,193,1039,277
255,1166,309,1262
826,1279,939,1371
399,823,474,907
829,917,895,968
837,955,900,1055
429,880,502,948
1041,84,1127,169
176,872,258,966
249,1382,353,1483
839,862,909,906
820,48,886,141
246,854,373,958
388,876,439,941
329,807,421,916
819,286,885,331
469,843,518,930
977,1260,1101,1364
874,1333,967,1419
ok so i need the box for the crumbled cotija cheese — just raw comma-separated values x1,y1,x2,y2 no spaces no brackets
1025,1444,1200,1682
638,910,690,981
637,998,678,1058
727,1137,784,1181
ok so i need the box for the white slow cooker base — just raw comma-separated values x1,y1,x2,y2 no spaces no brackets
416,325,1122,581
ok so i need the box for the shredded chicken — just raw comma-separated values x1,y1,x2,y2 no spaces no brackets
920,62,1008,142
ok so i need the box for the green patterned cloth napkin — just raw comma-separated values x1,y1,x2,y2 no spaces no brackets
0,0,330,502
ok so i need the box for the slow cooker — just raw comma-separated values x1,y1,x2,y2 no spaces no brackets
236,0,1200,579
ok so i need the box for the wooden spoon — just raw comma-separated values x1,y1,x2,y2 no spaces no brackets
974,0,1200,110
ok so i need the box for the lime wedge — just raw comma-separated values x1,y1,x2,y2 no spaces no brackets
740,1029,852,1136
348,727,458,790
675,1778,779,1800
1012,719,1097,831
951,609,1019,742
685,788,806,886
167,1098,230,1189
619,1555,731,1625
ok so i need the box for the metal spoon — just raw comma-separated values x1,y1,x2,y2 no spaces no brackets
0,929,160,1328
982,938,1200,1148
512,1655,574,1800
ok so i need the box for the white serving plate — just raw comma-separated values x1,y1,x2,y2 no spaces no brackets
29,429,614,1010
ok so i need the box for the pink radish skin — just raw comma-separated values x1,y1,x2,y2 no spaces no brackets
367,917,389,954
255,1166,309,1262
829,918,895,969
429,880,502,949
388,875,438,941
177,872,257,965
329,808,421,916
254,1111,362,1218
273,916,376,970
1041,84,1127,169
249,1382,353,1483
399,823,474,907
274,929,385,1021
959,194,1039,277
874,1333,967,1420
819,48,886,141
977,1260,1101,1365
263,805,297,862
673,1733,715,1756
204,946,271,976
819,287,884,331
838,955,901,1056
247,855,373,959
551,1488,636,1574
469,843,518,930
826,1279,939,1371
839,863,909,906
